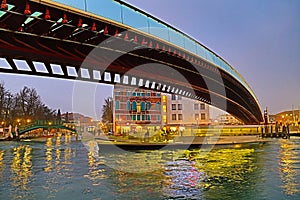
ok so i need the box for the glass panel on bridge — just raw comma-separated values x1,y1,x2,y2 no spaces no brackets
87,0,122,23
0,58,12,70
121,5,148,32
33,61,48,73
184,38,197,54
148,18,169,41
67,66,78,77
197,45,207,60
80,68,90,79
13,59,31,71
169,29,185,49
93,70,101,80
50,64,64,75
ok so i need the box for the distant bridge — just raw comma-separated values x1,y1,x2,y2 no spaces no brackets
0,0,263,124
18,120,76,135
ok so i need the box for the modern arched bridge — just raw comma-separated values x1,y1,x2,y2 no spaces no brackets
0,0,263,124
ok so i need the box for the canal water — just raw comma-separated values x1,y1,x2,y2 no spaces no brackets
0,136,300,200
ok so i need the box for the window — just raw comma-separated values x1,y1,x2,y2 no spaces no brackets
141,101,145,111
127,91,131,96
172,114,177,120
172,104,176,110
147,92,151,96
137,102,141,112
126,101,130,111
195,114,199,120
178,104,182,110
115,91,120,96
156,102,161,110
162,95,167,103
201,113,206,120
137,115,141,120
163,105,166,112
132,101,137,111
146,102,151,110
132,115,136,120
200,103,205,110
178,114,183,120
163,115,167,123
132,92,136,96
171,94,176,100
194,104,199,110
177,96,182,100
115,100,120,110
148,115,151,120
156,93,161,97
156,115,160,121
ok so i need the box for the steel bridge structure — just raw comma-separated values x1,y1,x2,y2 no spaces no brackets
0,0,263,124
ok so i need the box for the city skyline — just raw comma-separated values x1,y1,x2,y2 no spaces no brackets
0,0,299,119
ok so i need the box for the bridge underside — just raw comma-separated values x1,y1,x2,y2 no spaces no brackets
0,0,263,124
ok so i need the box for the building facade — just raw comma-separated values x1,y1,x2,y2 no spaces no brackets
113,85,167,134
167,94,210,126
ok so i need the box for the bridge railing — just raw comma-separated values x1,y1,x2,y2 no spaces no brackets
19,120,65,130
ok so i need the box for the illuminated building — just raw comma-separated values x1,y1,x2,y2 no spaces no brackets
167,95,210,126
113,85,166,134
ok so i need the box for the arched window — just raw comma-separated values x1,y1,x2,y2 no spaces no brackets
141,101,145,111
126,101,131,111
146,102,152,110
132,101,137,111
115,100,120,110
156,102,161,111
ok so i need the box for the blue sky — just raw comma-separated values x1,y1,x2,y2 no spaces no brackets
1,0,299,118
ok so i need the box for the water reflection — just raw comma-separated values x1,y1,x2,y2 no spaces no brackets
160,147,257,199
0,138,299,199
84,140,107,186
11,145,32,190
0,150,4,178
44,138,52,172
279,139,300,195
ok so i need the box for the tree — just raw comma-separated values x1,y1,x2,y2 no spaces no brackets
101,97,113,124
0,82,57,124
57,109,61,121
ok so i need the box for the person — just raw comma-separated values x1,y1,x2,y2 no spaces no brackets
286,123,290,138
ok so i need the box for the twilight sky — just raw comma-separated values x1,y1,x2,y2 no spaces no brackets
0,0,299,119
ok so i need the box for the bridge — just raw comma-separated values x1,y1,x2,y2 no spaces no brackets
17,120,76,135
0,0,263,124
